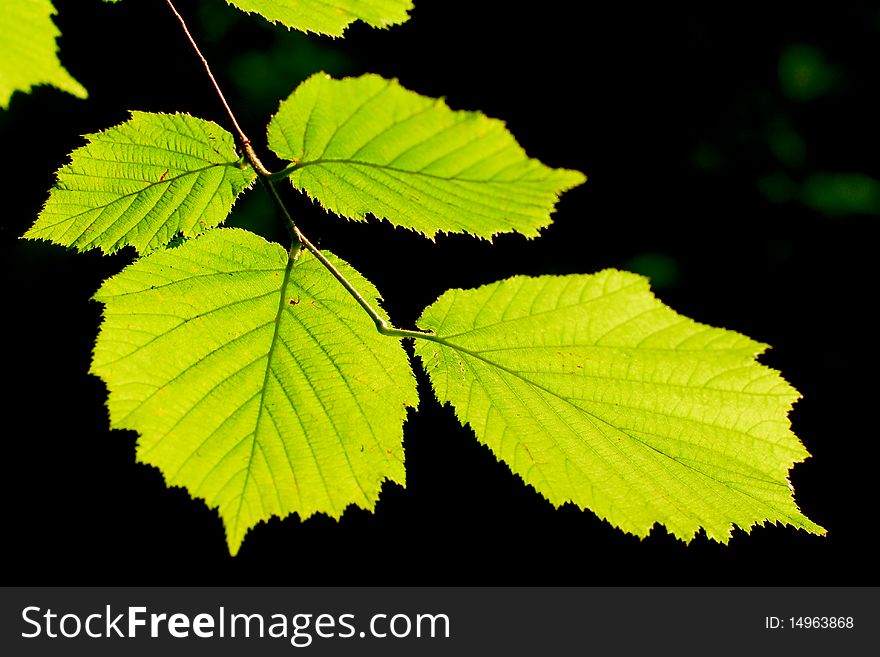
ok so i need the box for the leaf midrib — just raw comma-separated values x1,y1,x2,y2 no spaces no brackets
42,161,233,230
231,248,297,539
425,334,793,495
288,158,567,186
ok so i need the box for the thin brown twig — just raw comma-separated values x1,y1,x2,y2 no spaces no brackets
161,0,435,339
163,0,270,177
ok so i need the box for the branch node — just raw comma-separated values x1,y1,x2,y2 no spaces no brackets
165,0,426,342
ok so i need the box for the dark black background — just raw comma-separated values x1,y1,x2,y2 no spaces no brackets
2,0,877,584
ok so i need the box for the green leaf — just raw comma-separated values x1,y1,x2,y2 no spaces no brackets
414,270,823,542
268,73,585,239
25,112,256,254
91,228,417,554
0,0,87,109
224,0,413,36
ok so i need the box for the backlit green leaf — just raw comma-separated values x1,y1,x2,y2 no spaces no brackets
0,0,87,109
25,112,256,254
92,228,417,554
224,0,413,36
268,73,585,239
415,270,823,542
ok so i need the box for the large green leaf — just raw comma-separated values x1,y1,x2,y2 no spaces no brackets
415,270,823,542
25,112,256,254
224,0,413,36
91,228,417,554
0,0,87,109
268,73,585,239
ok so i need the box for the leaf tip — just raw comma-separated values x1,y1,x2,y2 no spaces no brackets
224,524,248,557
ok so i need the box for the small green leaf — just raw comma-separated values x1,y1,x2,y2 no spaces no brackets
0,0,87,109
92,228,417,554
415,270,823,542
268,73,585,239
25,112,256,254
224,0,413,36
